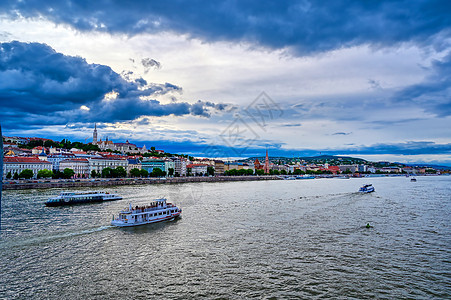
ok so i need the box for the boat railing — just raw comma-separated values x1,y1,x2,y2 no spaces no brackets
122,203,176,214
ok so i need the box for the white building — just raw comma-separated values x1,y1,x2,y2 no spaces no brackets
186,164,208,176
3,157,52,179
127,158,142,175
60,158,90,178
88,157,128,175
47,153,76,171
171,157,187,176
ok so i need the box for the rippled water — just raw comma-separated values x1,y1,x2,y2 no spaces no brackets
1,176,450,299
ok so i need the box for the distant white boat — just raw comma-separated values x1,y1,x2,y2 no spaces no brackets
296,175,315,179
111,198,181,227
359,184,375,193
45,191,122,206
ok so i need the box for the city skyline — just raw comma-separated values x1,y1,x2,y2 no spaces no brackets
1,1,451,166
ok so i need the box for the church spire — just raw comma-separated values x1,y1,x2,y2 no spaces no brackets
264,148,270,174
93,123,98,144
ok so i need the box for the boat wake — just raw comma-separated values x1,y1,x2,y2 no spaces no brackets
0,225,114,249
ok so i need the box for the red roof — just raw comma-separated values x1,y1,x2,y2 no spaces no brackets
327,166,340,171
3,157,51,164
186,164,208,168
61,158,89,163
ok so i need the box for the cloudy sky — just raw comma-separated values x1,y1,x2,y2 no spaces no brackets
1,1,451,165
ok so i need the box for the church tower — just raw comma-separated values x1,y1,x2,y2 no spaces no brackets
264,149,270,173
93,123,98,144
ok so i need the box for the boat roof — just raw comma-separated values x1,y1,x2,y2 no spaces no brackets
59,191,105,195
153,198,167,202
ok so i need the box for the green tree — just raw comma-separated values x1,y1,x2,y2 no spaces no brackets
37,169,53,179
63,168,75,179
91,170,98,178
168,168,174,176
6,171,12,179
130,168,141,177
13,172,19,180
19,169,34,179
110,168,119,177
139,169,149,177
293,169,305,175
187,167,192,176
255,169,265,176
207,166,215,176
102,167,113,178
280,169,287,175
151,146,156,151
53,171,65,179
151,168,165,177
115,166,127,178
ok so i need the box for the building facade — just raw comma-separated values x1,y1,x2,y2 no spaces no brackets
186,164,208,175
141,158,166,174
127,158,142,175
171,157,187,176
88,157,128,175
3,157,52,179
47,153,76,171
214,160,225,175
59,159,90,178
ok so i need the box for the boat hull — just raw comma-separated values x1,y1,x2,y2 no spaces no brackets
359,188,374,193
45,196,122,206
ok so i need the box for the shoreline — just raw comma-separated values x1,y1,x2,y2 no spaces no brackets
2,174,444,190
2,175,283,190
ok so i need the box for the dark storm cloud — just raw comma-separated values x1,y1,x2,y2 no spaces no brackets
1,1,450,55
141,140,451,158
0,41,229,128
392,52,451,117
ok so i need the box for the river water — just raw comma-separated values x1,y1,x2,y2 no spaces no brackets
0,176,450,299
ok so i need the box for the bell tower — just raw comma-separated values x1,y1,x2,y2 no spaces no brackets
264,149,270,174
93,123,98,144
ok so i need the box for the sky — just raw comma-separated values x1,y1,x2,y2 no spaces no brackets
1,1,451,165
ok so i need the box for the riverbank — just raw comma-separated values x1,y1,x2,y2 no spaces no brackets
2,175,282,190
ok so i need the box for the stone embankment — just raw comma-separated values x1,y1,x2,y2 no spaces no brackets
2,176,282,190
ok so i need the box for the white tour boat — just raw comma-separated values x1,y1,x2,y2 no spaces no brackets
359,184,375,193
45,191,122,206
111,198,182,227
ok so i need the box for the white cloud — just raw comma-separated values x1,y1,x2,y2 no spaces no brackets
2,16,450,160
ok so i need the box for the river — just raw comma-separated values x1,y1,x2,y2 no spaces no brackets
1,176,450,299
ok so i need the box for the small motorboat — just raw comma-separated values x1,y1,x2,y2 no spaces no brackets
410,178,417,182
359,184,375,193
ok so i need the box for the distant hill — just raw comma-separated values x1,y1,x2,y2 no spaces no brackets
243,155,368,164
398,163,451,170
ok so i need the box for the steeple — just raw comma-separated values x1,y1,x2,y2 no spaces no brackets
264,149,270,173
93,123,98,144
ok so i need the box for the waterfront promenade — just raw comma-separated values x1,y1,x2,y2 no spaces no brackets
2,175,282,190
